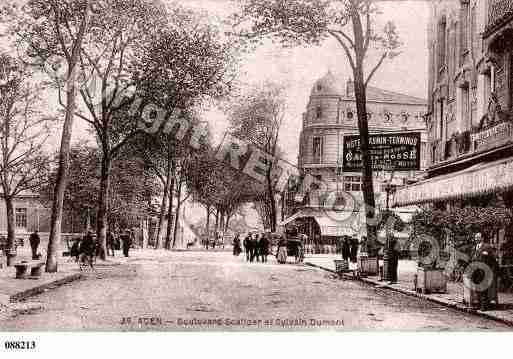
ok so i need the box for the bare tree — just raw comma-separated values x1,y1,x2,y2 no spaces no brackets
234,0,401,245
7,0,91,272
227,82,286,231
0,53,52,266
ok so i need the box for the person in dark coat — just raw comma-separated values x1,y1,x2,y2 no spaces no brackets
106,230,116,257
276,236,287,264
121,230,132,257
341,236,351,261
350,236,359,263
29,230,40,260
259,233,269,263
243,234,251,261
233,233,241,256
80,231,96,268
472,237,499,311
388,235,400,283
252,234,260,262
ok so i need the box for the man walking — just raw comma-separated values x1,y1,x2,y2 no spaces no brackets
107,230,116,257
243,234,251,261
260,233,269,263
389,235,400,283
29,230,40,260
121,230,132,257
253,234,261,262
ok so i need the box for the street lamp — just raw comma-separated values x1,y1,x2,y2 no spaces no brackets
380,163,397,283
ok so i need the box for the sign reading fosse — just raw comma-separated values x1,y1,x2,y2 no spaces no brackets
342,132,421,171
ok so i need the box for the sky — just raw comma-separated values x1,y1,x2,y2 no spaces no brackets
37,0,430,164
179,0,430,225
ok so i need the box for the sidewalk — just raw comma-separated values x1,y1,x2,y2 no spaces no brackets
304,254,513,326
1,246,90,304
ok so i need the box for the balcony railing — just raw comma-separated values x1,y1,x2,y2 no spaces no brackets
487,0,513,29
430,120,513,167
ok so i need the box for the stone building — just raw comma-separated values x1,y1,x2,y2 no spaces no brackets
281,71,427,252
393,0,513,264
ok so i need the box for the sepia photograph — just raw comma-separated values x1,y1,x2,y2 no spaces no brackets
1,0,513,349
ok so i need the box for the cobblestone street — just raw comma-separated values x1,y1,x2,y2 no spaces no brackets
0,250,510,331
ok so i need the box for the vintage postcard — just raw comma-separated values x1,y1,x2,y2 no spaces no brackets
0,1,512,352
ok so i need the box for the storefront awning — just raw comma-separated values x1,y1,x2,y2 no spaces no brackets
279,208,363,237
392,157,513,207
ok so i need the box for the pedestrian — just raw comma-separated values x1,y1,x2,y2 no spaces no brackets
472,236,499,311
243,234,251,261
350,236,358,263
106,230,116,257
260,233,269,263
28,230,40,260
252,233,260,262
388,234,400,283
79,231,96,269
341,236,351,261
121,230,132,257
276,235,287,264
233,233,242,256
359,236,368,256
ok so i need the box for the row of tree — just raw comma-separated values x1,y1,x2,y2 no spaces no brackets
1,0,403,270
1,0,242,269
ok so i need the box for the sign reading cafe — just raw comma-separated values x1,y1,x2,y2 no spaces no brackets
342,132,421,171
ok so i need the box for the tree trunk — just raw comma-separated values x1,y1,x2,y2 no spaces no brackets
205,205,211,246
141,218,148,249
46,2,90,273
156,144,173,249
171,179,183,249
4,196,16,266
351,10,377,250
96,154,111,260
164,166,175,250
266,169,277,232
225,213,232,234
214,207,219,242
155,174,170,249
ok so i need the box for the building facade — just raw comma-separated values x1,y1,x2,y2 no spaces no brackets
393,0,513,264
282,71,427,252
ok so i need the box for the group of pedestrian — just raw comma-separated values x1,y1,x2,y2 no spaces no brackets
340,236,359,263
240,232,270,263
107,229,134,257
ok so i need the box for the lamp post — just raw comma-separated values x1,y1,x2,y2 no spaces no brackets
381,164,396,283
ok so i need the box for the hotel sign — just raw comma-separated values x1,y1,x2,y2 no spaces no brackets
342,132,421,171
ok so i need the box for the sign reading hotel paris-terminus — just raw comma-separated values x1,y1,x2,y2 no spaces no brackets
342,132,421,171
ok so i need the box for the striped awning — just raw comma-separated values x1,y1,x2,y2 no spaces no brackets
279,208,363,237
392,157,513,207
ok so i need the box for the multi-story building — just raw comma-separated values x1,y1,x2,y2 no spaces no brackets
393,0,513,262
281,71,427,252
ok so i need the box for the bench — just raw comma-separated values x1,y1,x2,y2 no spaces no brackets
13,261,45,279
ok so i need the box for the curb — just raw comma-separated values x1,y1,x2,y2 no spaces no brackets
304,261,513,327
9,273,84,303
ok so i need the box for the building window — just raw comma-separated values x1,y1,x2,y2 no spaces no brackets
460,0,469,64
312,136,323,163
367,112,372,120
439,101,445,139
317,84,322,91
347,110,353,120
401,112,409,122
437,17,447,71
462,85,470,127
315,105,322,119
343,175,361,192
15,208,27,228
384,111,392,122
